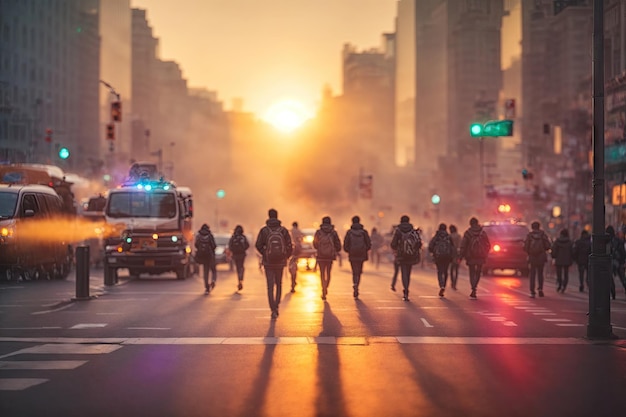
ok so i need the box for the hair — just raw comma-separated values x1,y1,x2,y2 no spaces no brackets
201,223,209,230
234,224,244,234
449,224,457,233
292,221,298,227
352,215,360,224
322,216,331,224
559,228,569,238
400,215,410,223
580,229,589,237
438,223,447,231
268,208,278,219
531,221,540,230
469,217,478,226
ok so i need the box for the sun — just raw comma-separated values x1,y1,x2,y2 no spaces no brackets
263,99,312,133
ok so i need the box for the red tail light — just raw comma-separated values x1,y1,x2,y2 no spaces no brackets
493,244,502,252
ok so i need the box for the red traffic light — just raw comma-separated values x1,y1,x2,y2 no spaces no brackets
45,128,52,143
111,101,122,122
106,123,115,140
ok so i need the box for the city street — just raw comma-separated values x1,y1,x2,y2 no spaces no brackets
1,258,625,417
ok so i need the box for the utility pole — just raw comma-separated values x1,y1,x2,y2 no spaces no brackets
587,0,615,339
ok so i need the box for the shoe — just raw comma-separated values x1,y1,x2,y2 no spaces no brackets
210,281,216,290
557,285,561,292
439,287,445,297
538,290,544,297
469,290,477,299
391,285,396,292
402,290,409,301
237,282,243,291
290,286,295,293
353,286,359,299
204,289,209,295
321,295,327,301
271,310,278,319
451,284,457,291
530,293,535,298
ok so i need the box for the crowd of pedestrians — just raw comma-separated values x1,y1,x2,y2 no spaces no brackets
193,210,626,319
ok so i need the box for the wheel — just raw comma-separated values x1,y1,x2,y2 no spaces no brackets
176,266,187,280
128,269,140,279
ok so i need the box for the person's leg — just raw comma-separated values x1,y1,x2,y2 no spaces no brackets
319,261,330,298
562,266,569,291
265,269,277,315
537,263,545,296
353,261,363,298
436,262,445,290
555,265,563,290
529,264,537,296
578,264,585,291
210,261,217,287
391,261,399,290
450,261,458,290
202,262,209,292
235,257,244,290
468,265,478,298
401,264,411,300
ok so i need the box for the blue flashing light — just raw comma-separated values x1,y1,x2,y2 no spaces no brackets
137,184,144,190
163,185,170,190
145,184,152,191
171,236,178,243
125,237,132,243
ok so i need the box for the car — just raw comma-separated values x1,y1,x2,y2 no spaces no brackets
481,221,531,276
213,233,234,270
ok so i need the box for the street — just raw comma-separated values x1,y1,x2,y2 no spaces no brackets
1,258,625,417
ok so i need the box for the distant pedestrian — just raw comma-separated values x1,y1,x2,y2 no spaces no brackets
448,224,462,290
551,228,574,293
459,217,490,300
228,225,250,291
390,215,422,301
572,229,591,292
313,216,342,300
428,223,455,297
195,223,217,295
523,221,552,298
289,221,304,292
343,215,372,300
255,208,293,319
607,225,626,300
370,227,385,269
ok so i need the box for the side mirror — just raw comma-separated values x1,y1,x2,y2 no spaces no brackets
23,209,35,218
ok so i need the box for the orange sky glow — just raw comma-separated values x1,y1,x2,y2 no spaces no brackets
130,0,398,117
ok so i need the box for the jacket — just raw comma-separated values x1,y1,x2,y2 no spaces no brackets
194,227,217,263
390,222,421,265
572,235,591,266
551,236,574,267
343,223,372,262
449,231,462,261
255,218,293,267
524,230,551,265
313,223,342,261
228,226,250,260
459,225,490,266
428,230,454,263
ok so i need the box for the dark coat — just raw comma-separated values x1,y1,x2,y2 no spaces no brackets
428,230,454,263
459,225,490,266
343,223,372,262
228,227,250,261
390,222,421,265
194,227,217,264
313,223,342,261
551,236,574,267
524,229,551,265
255,218,293,267
572,235,591,266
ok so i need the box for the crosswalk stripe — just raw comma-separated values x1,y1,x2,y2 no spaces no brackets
0,360,87,370
0,378,48,390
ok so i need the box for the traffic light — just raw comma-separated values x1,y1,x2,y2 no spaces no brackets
58,147,70,160
469,120,514,137
111,101,122,122
106,123,115,140
216,189,226,199
45,128,52,143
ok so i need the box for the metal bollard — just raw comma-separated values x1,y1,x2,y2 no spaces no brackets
74,245,91,300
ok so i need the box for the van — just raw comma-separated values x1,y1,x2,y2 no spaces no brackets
0,184,73,281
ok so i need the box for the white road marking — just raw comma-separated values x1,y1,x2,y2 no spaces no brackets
126,327,170,330
0,360,87,370
420,318,434,327
532,313,557,316
503,322,518,326
556,323,585,327
543,319,571,322
70,323,107,329
0,378,48,390
31,303,74,315
0,327,62,330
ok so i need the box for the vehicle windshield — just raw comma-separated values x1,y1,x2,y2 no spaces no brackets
484,225,529,240
214,235,230,246
0,192,18,218
106,191,177,218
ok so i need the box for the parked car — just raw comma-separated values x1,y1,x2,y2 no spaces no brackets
481,221,531,276
214,233,234,270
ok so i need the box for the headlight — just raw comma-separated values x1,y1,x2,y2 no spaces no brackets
1,226,14,238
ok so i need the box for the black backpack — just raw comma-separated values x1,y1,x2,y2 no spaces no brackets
265,227,287,263
349,229,367,257
317,231,336,258
433,236,453,261
469,232,490,258
230,234,247,254
398,230,421,258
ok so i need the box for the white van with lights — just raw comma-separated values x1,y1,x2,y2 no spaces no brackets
103,177,192,282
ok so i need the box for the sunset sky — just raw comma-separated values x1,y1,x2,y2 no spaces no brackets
130,0,398,117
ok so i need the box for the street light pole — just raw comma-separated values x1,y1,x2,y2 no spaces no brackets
587,0,614,339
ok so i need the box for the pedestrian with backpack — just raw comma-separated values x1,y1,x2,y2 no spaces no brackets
523,221,552,298
572,229,591,292
194,223,217,295
459,217,490,300
255,208,293,319
551,228,574,293
428,223,455,297
343,215,372,300
606,225,626,300
390,215,422,301
448,224,462,290
313,216,342,300
228,225,250,291
288,221,304,292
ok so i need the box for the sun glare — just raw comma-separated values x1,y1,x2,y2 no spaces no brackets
263,99,312,133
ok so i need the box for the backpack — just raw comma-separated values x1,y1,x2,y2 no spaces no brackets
469,232,490,258
398,230,421,258
528,234,546,256
195,235,213,262
317,231,336,258
265,227,287,263
349,229,367,257
433,236,453,261
230,234,246,254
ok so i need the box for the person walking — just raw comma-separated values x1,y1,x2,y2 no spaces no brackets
288,222,304,292
390,215,422,301
523,221,552,298
572,229,591,292
459,217,490,300
194,223,217,295
228,225,250,291
370,227,385,269
606,225,626,300
255,208,293,319
428,223,455,297
551,228,574,293
313,216,342,300
343,215,372,300
448,224,462,290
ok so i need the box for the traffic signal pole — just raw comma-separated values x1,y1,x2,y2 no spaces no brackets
587,0,614,339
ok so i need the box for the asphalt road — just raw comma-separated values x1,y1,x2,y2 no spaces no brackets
1,257,625,417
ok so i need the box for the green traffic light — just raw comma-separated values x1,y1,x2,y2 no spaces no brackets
470,123,483,137
58,147,70,159
216,189,226,199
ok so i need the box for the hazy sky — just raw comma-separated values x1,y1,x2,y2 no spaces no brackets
130,0,398,116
